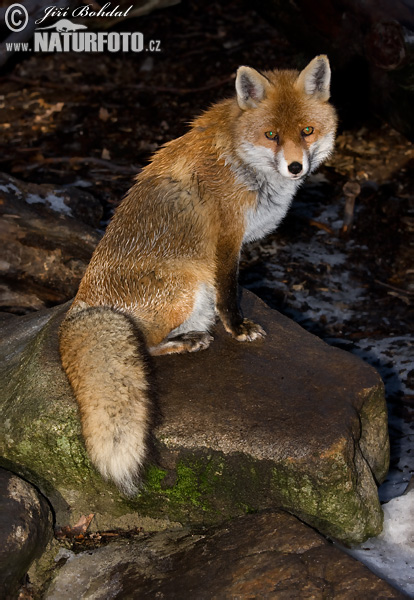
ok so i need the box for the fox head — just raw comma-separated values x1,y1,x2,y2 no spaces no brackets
234,56,337,181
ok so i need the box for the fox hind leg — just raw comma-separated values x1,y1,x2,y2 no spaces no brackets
149,282,216,356
149,331,213,356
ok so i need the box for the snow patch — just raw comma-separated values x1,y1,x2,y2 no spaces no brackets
0,182,23,196
63,179,92,188
25,192,72,216
352,336,414,396
345,489,414,597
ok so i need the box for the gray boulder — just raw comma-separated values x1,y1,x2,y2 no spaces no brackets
44,510,405,599
0,291,389,544
0,468,53,599
0,172,102,313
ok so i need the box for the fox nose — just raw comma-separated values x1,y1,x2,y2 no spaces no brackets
288,161,302,175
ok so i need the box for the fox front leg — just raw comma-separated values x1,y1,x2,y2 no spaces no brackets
215,245,266,342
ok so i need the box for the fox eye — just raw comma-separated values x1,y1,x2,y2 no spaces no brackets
302,126,314,136
265,131,279,142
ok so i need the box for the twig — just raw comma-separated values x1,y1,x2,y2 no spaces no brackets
374,279,414,296
309,219,335,235
23,156,139,175
2,74,105,92
2,74,234,95
341,181,361,235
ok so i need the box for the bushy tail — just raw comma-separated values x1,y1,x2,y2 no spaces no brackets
59,306,150,496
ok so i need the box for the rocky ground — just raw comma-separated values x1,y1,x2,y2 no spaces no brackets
0,0,413,596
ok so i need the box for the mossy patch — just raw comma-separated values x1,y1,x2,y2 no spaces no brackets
268,445,383,542
133,451,262,524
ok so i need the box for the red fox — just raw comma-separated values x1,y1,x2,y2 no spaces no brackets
59,56,337,495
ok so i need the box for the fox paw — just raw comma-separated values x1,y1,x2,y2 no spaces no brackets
232,319,266,342
179,331,214,352
149,331,213,356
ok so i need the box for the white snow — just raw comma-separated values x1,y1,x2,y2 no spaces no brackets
344,489,414,597
25,192,72,216
63,179,92,188
0,182,23,196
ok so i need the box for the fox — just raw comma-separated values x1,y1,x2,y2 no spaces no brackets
59,55,337,495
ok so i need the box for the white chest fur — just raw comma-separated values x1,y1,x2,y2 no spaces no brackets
226,143,301,244
243,172,299,243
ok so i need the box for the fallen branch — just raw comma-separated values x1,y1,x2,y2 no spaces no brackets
2,74,105,92
2,74,234,95
23,156,140,175
374,279,414,296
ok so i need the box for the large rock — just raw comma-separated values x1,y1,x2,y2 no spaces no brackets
44,511,405,599
0,291,389,544
0,172,102,314
0,468,53,599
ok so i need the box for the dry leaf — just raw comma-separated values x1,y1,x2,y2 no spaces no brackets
99,107,110,122
55,513,95,538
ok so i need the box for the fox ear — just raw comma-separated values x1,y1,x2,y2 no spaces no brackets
295,55,331,101
235,66,269,109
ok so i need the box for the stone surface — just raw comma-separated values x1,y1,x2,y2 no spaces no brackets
0,172,102,313
44,510,406,599
0,468,53,599
0,291,389,543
